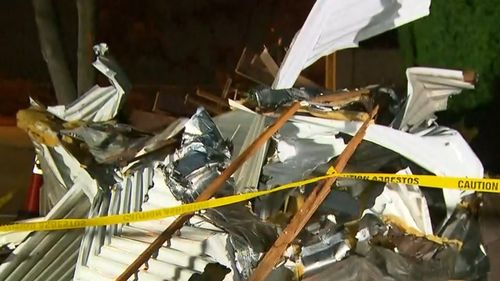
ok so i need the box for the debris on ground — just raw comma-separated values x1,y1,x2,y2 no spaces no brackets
0,0,492,280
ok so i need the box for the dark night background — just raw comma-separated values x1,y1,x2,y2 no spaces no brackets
0,1,315,109
0,0,498,174
0,1,499,278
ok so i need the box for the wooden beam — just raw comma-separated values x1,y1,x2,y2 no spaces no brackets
116,102,301,281
185,94,226,115
249,105,379,281
311,89,370,104
196,89,230,108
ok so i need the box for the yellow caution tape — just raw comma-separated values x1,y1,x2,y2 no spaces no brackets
0,175,333,232
1,170,499,232
334,171,500,193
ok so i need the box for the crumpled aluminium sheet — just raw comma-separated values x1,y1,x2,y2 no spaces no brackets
299,222,351,276
34,142,100,213
214,110,269,194
262,121,345,188
204,203,278,280
302,213,464,281
319,141,404,223
136,118,188,157
72,160,238,281
163,108,234,203
34,144,75,214
273,0,431,89
303,202,489,281
436,196,489,280
359,246,456,281
256,121,345,220
47,44,131,122
0,187,91,281
302,255,396,281
299,214,443,280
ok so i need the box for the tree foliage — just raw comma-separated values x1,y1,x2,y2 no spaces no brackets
399,0,500,112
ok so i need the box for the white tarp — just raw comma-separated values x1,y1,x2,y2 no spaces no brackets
272,0,431,89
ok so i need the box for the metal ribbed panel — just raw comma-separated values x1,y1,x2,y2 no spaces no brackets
0,187,91,281
73,165,234,281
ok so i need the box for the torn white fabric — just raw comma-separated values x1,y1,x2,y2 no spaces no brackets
272,0,431,89
397,67,475,132
47,44,131,122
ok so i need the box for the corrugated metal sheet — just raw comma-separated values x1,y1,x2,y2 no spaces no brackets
0,187,90,281
214,110,268,193
0,109,269,281
73,164,235,281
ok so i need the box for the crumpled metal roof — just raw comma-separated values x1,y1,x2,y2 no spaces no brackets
397,67,476,132
291,115,483,218
0,187,90,281
47,44,131,123
74,164,234,281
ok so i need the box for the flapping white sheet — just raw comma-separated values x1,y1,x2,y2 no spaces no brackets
273,0,431,89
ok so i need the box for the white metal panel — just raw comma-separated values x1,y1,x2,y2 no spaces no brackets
272,0,431,89
292,115,483,218
399,67,475,132
47,44,131,123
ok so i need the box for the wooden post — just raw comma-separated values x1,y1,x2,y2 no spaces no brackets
325,53,337,90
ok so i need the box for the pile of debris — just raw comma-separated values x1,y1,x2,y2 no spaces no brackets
0,0,492,280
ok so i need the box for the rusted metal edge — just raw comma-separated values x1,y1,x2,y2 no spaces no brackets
249,105,379,281
116,102,301,281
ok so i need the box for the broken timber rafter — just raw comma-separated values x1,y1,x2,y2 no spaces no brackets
249,105,379,281
311,89,370,104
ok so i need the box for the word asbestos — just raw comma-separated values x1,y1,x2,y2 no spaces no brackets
345,175,420,185
1,172,499,232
